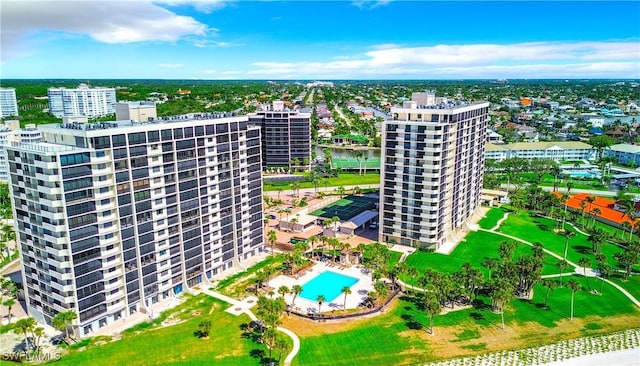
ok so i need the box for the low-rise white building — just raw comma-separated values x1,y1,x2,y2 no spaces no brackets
604,144,640,166
485,141,594,162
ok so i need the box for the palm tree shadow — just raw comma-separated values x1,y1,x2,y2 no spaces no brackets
400,314,424,330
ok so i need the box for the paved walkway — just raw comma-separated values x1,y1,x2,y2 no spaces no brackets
200,287,301,366
478,212,640,308
489,212,510,231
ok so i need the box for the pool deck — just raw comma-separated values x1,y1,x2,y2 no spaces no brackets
268,261,374,314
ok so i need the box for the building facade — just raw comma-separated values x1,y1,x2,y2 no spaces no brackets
115,102,157,122
0,88,19,118
48,84,116,118
6,114,264,336
248,101,311,169
604,144,640,166
380,97,490,248
485,141,594,162
0,122,41,182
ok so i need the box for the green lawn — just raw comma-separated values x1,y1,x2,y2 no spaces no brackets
498,212,626,270
608,274,640,303
477,207,508,230
263,173,380,192
403,231,559,279
55,295,283,366
292,278,640,366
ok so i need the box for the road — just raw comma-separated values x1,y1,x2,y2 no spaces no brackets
264,184,380,198
500,184,640,198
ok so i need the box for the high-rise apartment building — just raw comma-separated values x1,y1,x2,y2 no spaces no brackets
0,122,41,182
379,93,490,248
48,84,117,118
248,101,311,169
6,114,264,336
0,88,19,118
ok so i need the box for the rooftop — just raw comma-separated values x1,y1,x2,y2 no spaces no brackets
501,141,593,150
41,112,241,132
609,144,640,154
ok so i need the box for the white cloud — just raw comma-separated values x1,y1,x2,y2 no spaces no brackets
154,0,228,14
192,39,237,48
351,0,393,10
244,41,640,79
159,63,184,68
370,43,402,50
0,0,210,61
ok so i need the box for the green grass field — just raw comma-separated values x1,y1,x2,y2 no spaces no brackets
403,231,560,279
291,277,640,366
477,207,508,230
55,295,285,366
497,212,627,270
310,195,377,220
262,173,380,192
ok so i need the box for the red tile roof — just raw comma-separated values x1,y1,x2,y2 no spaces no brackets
555,192,635,225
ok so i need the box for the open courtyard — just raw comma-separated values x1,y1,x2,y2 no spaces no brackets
268,261,375,314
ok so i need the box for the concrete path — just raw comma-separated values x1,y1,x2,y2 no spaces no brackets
489,212,510,231
478,228,640,308
200,287,301,365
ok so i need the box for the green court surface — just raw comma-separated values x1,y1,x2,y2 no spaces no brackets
311,195,378,221
332,157,381,170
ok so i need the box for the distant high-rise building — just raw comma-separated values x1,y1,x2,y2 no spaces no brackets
379,94,490,248
6,114,264,337
0,122,41,182
48,84,116,118
115,102,157,122
0,88,19,118
248,101,311,169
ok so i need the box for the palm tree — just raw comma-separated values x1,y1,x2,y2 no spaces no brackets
591,207,602,228
482,257,499,280
356,150,364,175
3,297,15,323
291,181,301,198
32,326,45,351
316,294,326,313
268,229,277,256
589,135,614,161
336,186,345,198
562,230,575,261
597,263,611,294
566,278,581,321
579,199,588,226
551,164,561,192
275,335,288,365
542,279,558,309
588,227,606,255
308,235,318,258
278,285,290,311
341,286,352,309
585,195,596,226
56,309,78,338
14,317,36,351
560,193,570,230
578,257,590,278
556,259,569,286
291,284,303,308
424,292,442,335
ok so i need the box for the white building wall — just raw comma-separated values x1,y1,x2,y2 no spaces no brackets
0,88,19,117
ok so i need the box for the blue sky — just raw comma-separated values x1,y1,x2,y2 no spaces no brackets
1,0,639,79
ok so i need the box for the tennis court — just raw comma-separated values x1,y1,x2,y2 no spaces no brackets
310,195,378,221
332,157,381,170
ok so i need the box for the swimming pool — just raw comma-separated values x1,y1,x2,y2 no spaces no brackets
299,271,359,303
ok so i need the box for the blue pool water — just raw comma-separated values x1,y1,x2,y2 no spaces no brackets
299,271,359,302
